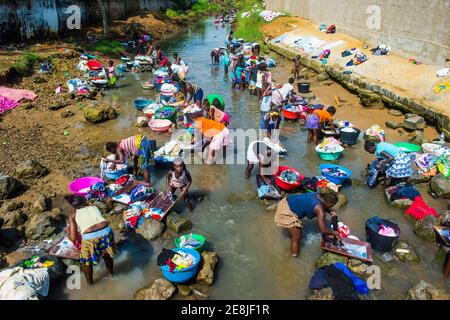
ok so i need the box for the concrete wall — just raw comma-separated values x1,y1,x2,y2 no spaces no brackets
0,0,176,42
266,0,450,65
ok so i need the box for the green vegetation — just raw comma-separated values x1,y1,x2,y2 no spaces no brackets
165,0,226,19
84,40,124,55
14,52,44,76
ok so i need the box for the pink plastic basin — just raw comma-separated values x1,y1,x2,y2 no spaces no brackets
149,119,172,132
68,176,104,196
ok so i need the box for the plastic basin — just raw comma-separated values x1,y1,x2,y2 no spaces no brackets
160,248,201,283
141,82,155,89
134,99,152,111
68,176,104,196
175,234,206,253
149,119,172,132
315,145,344,161
282,109,299,121
319,164,352,185
86,60,103,71
394,142,421,153
104,168,128,181
340,127,361,146
273,166,304,191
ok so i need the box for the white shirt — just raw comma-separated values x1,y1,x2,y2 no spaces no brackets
278,83,294,100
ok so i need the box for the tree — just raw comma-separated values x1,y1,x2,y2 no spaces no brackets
96,0,110,37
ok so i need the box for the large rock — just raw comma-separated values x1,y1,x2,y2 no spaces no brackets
409,130,424,145
134,278,176,300
393,240,420,262
413,215,440,242
388,109,403,116
0,175,22,200
135,218,164,240
166,212,192,233
31,194,48,214
408,173,431,184
407,280,450,300
307,288,334,300
385,121,402,130
84,104,118,123
332,193,347,210
15,160,48,179
430,174,450,199
196,251,219,286
439,211,450,226
25,211,65,241
315,252,348,269
1,201,24,212
0,210,27,228
402,116,425,130
317,72,329,81
359,90,384,108
347,259,369,276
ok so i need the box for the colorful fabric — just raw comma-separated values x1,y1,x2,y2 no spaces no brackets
315,109,333,123
0,87,37,102
80,227,116,266
195,117,226,138
405,196,439,220
119,135,141,158
130,184,153,202
274,197,303,229
0,96,19,114
385,151,413,179
306,113,320,129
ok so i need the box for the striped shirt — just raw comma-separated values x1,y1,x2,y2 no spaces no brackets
119,135,139,157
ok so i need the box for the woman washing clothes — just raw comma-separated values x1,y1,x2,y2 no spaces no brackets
269,78,295,111
202,98,230,126
261,108,281,140
65,195,117,284
154,46,168,67
193,114,232,165
245,140,272,178
182,82,204,107
166,158,193,211
306,106,320,145
274,188,341,257
364,140,413,188
104,134,153,185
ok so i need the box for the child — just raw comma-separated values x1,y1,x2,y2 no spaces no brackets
166,158,193,211
248,61,258,95
306,107,320,144
203,98,230,126
292,54,301,80
107,60,117,88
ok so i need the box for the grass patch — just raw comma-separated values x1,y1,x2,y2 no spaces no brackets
84,40,124,55
166,8,187,18
14,52,44,76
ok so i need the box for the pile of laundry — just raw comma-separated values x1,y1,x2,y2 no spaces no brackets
364,124,385,142
317,138,342,152
0,266,49,300
309,262,368,300
341,48,358,58
154,139,184,163
263,137,287,155
299,177,339,193
370,44,391,56
405,196,439,220
178,234,203,250
259,10,282,22
284,104,306,113
322,166,348,178
22,256,55,269
278,169,301,184
319,23,336,34
385,183,420,202
157,248,197,272
67,78,91,94
346,52,369,66
0,86,37,114
366,216,399,237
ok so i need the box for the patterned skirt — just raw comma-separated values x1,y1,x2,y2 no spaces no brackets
274,198,303,229
80,227,117,266
386,151,413,179
306,114,320,130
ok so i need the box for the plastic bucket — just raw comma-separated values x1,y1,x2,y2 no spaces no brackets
340,128,361,145
175,234,206,253
298,82,310,93
365,218,400,252
160,248,201,283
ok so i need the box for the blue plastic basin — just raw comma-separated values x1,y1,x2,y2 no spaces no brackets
319,164,352,185
160,248,201,283
134,99,152,111
104,168,128,181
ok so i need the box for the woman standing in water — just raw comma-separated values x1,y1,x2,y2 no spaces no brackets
66,195,117,284
274,188,341,257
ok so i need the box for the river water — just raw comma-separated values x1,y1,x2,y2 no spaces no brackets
53,19,449,300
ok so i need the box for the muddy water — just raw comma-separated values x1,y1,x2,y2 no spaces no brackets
53,19,449,300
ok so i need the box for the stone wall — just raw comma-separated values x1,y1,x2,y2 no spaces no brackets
0,0,176,42
265,0,450,65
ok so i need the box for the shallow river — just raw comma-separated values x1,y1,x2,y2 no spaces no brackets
53,19,449,299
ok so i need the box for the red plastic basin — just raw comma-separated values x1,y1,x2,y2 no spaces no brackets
273,166,304,191
87,60,103,71
282,109,299,120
